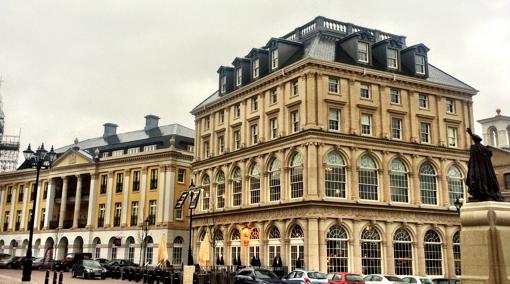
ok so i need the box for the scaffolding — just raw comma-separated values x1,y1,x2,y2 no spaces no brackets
0,78,20,172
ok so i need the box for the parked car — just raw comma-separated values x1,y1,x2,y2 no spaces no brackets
58,252,92,271
0,253,11,259
93,258,109,266
431,279,460,284
234,267,283,284
6,256,25,269
71,259,107,279
0,256,15,268
401,276,434,284
364,275,405,284
282,269,329,284
30,257,44,270
327,272,365,284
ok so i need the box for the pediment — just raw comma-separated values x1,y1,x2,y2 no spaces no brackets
52,148,94,168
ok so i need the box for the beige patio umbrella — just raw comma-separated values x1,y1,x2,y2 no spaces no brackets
198,231,212,267
157,234,168,265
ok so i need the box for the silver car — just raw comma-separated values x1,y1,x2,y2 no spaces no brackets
282,269,329,284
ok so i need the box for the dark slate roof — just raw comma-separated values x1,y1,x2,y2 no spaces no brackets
55,123,195,154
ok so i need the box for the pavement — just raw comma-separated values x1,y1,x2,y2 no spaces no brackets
0,269,127,284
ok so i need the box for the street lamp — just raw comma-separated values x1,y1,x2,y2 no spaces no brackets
22,143,57,282
175,181,201,265
140,217,150,282
454,197,464,215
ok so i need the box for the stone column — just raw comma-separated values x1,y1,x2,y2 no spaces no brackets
163,166,176,223
58,177,69,228
307,218,320,271
8,186,16,230
20,184,29,230
157,166,165,224
105,172,113,227
121,170,130,227
439,158,449,207
306,143,319,199
0,188,4,230
139,168,148,224
72,175,82,228
44,179,54,229
411,155,420,205
86,174,97,228
350,148,359,201
385,222,396,274
445,226,456,278
318,218,328,273
382,152,391,204
416,224,426,276
352,220,363,274
33,180,43,230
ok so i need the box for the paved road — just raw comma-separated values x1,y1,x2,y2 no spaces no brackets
0,269,127,284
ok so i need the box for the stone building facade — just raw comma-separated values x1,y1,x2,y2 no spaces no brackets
190,16,476,278
0,115,194,266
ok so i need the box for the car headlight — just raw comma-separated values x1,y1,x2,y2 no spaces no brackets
86,268,93,273
102,268,107,273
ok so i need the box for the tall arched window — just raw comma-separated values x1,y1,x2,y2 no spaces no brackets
289,153,303,198
216,171,225,209
172,237,184,265
268,227,281,265
424,230,443,276
289,225,305,270
453,232,461,276
214,230,224,263
390,159,409,203
249,228,260,261
393,229,413,275
325,152,347,198
145,236,154,265
126,237,135,263
447,166,464,205
93,238,101,259
232,167,242,207
489,127,498,146
250,164,261,204
231,229,241,265
201,175,210,210
268,159,281,202
327,225,349,272
361,227,382,275
359,155,378,200
420,163,437,205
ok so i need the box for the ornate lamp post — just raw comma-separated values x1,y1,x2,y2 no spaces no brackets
175,181,201,265
21,143,57,282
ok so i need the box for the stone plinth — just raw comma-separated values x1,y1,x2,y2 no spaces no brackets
183,265,195,284
460,201,510,284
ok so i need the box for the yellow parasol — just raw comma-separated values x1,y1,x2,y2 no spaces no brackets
198,231,212,267
157,234,168,265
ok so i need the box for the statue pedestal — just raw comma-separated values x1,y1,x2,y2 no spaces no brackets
460,201,510,284
182,265,195,284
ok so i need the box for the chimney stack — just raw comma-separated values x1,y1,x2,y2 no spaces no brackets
103,123,118,137
144,115,160,130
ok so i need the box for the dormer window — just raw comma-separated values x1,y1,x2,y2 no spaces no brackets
415,55,426,74
358,42,369,63
271,49,279,70
253,59,259,79
236,68,242,87
387,48,398,69
220,76,227,93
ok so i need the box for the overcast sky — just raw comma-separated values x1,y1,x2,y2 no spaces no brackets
1,0,509,153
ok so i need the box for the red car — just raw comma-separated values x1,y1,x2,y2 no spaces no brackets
327,272,365,284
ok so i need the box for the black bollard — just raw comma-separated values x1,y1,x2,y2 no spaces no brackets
58,271,63,284
44,270,50,284
52,270,57,284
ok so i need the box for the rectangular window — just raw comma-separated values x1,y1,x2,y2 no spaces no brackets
419,94,429,109
233,130,241,150
218,135,225,154
292,80,299,96
360,83,370,99
177,169,186,183
204,116,210,130
218,110,224,124
251,96,258,112
114,203,121,227
250,124,258,145
4,211,9,231
236,68,242,86
115,173,123,193
448,127,458,147
18,186,23,202
150,169,158,190
387,48,398,69
291,111,300,133
100,175,107,194
40,208,45,229
390,89,401,104
358,42,369,63
270,89,278,104
415,55,426,74
98,204,105,227
30,184,35,201
421,122,431,143
392,118,402,140
233,104,241,118
112,150,123,157
127,147,139,154
328,77,339,94
446,98,455,113
148,200,156,225
220,76,227,93
505,173,510,189
203,141,210,158
361,114,372,135
175,208,183,220
143,145,157,152
328,109,340,131
130,201,138,226
252,59,259,78
271,49,278,69
15,210,21,231
6,187,12,203
132,171,140,192
102,152,109,158
270,118,278,139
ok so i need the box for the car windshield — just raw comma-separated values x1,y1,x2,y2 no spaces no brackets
254,269,278,279
83,260,102,268
385,275,404,282
308,272,328,279
420,279,434,284
346,274,364,281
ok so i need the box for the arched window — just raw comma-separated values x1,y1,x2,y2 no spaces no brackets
214,230,224,263
289,153,304,198
393,229,413,275
93,238,101,259
325,152,347,198
359,155,378,200
216,171,225,209
289,225,304,270
126,237,135,263
489,127,498,146
447,166,464,205
424,230,443,276
249,228,260,261
268,226,281,265
232,167,242,207
231,229,241,265
420,163,437,205
327,225,348,272
361,227,381,275
172,237,184,265
453,232,461,276
201,175,210,210
390,159,409,203
250,164,261,204
110,237,118,259
145,236,154,265
268,159,281,201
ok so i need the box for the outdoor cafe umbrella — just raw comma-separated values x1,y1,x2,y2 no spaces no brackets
198,231,212,267
157,234,169,265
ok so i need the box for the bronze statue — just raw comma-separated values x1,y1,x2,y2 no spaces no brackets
466,128,504,202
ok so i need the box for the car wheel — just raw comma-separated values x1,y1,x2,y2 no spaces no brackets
72,270,76,278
